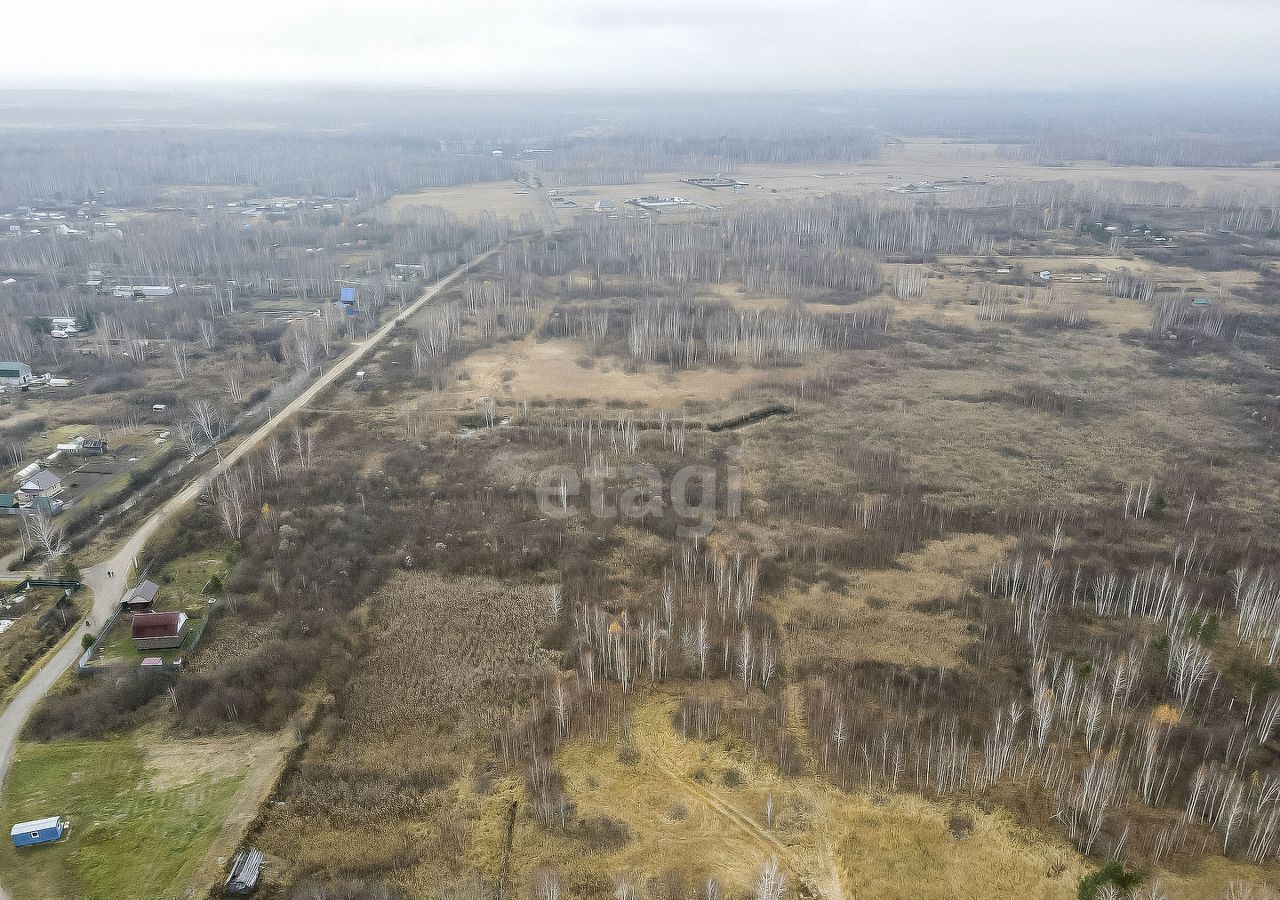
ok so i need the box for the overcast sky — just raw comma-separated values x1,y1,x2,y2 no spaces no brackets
6,0,1279,90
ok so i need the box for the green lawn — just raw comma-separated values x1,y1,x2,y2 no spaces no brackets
0,736,243,900
150,547,232,599
89,618,140,664
87,614,206,667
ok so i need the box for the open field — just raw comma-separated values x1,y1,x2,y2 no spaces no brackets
8,89,1280,900
226,226,1280,894
382,139,1280,229
246,570,1102,897
381,179,554,227
217,184,1280,897
744,139,1280,195
778,533,1012,672
482,693,1091,899
457,335,779,406
0,730,254,900
249,572,555,893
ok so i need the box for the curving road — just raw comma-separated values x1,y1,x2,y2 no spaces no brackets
0,249,493,899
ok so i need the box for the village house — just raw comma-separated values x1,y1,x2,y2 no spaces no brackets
131,611,188,650
17,469,61,500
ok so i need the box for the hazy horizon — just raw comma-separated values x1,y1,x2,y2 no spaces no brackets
8,0,1280,91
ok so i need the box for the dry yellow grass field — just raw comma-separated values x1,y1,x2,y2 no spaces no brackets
234,148,1280,900
457,335,775,406
459,693,1087,900
380,179,554,226
778,533,1010,671
381,140,1280,228
737,140,1280,195
469,692,1277,900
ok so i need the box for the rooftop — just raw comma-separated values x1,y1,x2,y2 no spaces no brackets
131,611,186,639
21,470,60,491
123,580,160,605
10,817,61,836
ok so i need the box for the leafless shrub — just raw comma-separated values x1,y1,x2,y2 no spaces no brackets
893,266,928,299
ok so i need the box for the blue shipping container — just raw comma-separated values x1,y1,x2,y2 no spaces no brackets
10,816,66,847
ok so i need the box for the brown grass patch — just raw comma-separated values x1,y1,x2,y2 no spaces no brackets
347,573,554,736
142,728,277,791
479,693,1089,899
454,335,774,405
779,533,1010,671
380,180,552,226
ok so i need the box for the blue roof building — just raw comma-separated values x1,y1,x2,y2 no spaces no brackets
335,286,358,316
11,816,67,847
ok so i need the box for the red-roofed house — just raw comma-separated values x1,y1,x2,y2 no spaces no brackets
131,611,188,650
